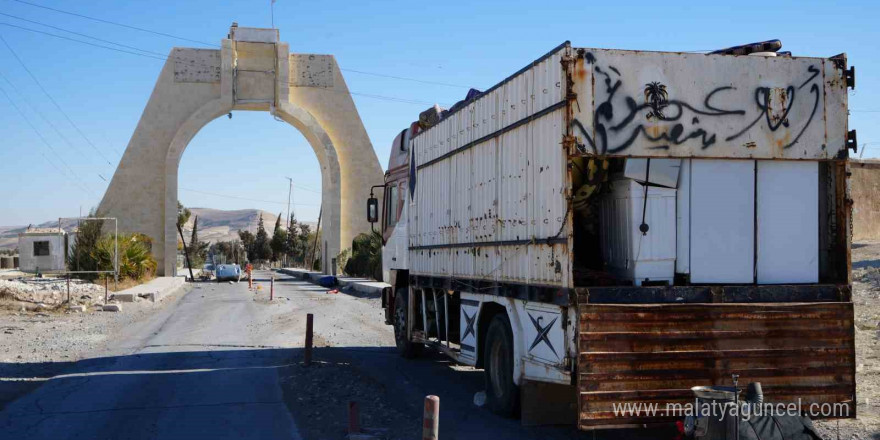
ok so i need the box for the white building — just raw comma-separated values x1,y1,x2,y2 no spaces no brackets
18,227,71,273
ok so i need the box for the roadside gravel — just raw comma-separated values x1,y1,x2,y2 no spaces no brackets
815,242,880,440
0,282,191,409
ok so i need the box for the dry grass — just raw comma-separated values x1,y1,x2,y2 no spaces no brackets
90,275,156,293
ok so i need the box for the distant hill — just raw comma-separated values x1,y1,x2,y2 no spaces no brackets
0,209,317,250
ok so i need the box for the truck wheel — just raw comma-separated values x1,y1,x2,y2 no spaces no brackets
393,288,422,358
484,313,519,417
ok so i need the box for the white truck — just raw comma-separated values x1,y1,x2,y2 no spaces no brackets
367,40,857,429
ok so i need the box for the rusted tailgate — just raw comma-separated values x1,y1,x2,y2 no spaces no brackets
577,302,856,430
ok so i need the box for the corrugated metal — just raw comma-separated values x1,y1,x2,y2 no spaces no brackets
410,45,570,287
571,49,849,159
577,302,856,429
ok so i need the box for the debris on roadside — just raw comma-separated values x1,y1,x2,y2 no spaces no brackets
0,278,104,307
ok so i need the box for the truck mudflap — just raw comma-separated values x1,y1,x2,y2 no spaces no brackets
577,302,856,430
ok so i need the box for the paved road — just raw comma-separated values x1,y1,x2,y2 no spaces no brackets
0,271,304,440
0,271,663,439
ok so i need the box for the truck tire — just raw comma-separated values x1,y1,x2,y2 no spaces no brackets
393,288,422,358
484,313,519,417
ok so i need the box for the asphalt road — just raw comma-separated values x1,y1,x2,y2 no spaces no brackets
0,271,667,440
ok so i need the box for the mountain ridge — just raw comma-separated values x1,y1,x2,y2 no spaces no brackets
0,208,317,250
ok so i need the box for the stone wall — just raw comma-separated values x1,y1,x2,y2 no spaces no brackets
852,160,880,242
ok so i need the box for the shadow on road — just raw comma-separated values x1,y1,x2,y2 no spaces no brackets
0,345,675,440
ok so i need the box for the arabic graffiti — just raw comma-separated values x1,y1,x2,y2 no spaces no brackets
571,52,822,155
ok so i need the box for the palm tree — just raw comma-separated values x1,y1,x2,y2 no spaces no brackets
644,81,668,120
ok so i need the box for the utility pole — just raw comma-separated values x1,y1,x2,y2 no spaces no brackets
285,177,293,230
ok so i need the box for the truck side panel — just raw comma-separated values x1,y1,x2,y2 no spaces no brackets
409,44,571,287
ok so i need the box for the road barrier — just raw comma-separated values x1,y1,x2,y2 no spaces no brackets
270,275,275,301
423,395,439,440
305,313,314,366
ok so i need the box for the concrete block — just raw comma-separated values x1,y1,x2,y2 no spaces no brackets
111,293,138,303
67,304,86,313
103,303,122,312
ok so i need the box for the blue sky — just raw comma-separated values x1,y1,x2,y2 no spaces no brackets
0,0,877,226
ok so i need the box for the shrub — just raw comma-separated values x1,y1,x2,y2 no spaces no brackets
342,231,382,280
71,228,157,282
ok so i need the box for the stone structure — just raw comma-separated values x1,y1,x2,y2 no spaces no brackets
18,228,69,273
99,25,384,275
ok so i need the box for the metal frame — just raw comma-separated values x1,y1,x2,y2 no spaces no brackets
59,217,118,290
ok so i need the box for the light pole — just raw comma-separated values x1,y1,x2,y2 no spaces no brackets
285,177,294,267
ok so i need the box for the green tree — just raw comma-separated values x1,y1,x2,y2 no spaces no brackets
342,231,383,280
270,212,287,263
68,212,105,279
177,202,191,229
238,229,255,262
285,214,301,263
94,233,157,280
189,216,208,267
254,215,271,262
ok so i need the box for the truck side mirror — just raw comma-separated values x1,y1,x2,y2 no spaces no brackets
367,197,379,223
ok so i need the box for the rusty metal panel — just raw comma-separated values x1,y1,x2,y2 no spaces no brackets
530,110,568,239
823,57,849,156
577,302,856,429
500,126,529,241
451,150,472,245
571,49,848,159
475,85,499,139
474,245,500,281
501,68,530,127
471,139,498,244
409,46,569,287
533,50,566,113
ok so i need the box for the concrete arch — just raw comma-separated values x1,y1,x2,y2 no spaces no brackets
98,27,383,275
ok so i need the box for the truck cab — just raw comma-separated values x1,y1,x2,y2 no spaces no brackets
379,123,417,284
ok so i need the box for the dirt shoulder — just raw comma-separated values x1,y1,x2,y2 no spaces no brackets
814,242,880,440
0,281,191,409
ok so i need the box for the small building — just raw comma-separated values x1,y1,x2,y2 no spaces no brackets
18,227,70,273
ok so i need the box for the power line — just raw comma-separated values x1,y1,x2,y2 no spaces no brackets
4,2,472,89
179,187,319,207
9,0,218,48
0,12,169,58
340,68,469,89
0,22,445,107
0,68,107,181
0,22,166,60
0,83,95,196
0,33,118,164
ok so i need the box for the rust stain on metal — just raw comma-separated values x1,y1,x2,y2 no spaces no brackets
577,302,856,429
